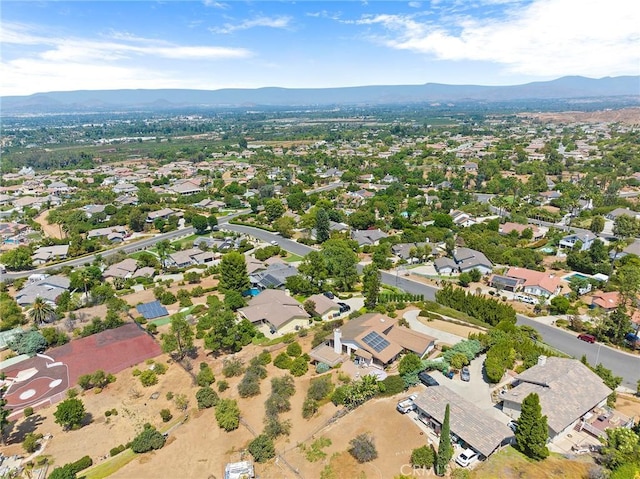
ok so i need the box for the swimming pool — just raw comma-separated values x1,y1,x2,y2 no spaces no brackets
242,288,261,297
563,273,591,282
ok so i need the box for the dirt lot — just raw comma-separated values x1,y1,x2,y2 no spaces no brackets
519,107,640,125
33,209,65,240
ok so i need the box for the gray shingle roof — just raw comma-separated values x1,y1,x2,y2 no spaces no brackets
413,386,512,457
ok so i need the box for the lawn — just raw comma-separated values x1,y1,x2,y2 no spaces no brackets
471,446,593,479
284,253,303,263
82,450,137,479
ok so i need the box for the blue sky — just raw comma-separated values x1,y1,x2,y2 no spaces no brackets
1,0,637,96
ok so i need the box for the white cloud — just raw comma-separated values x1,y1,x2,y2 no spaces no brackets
202,1,229,9
211,15,293,34
408,2,422,8
0,22,253,95
358,0,640,77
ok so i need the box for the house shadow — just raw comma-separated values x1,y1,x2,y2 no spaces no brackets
5,414,46,445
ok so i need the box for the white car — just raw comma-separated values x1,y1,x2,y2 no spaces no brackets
455,448,479,467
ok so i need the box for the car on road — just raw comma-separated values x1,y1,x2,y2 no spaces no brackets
270,240,279,246
418,371,439,387
577,334,596,344
460,366,470,382
455,448,479,467
396,394,418,414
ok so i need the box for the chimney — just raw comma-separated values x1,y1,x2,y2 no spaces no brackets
537,355,547,366
334,329,342,355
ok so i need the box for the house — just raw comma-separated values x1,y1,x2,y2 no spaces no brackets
413,386,512,460
605,208,640,221
238,289,310,335
82,204,107,218
452,248,493,275
112,183,139,195
115,194,138,206
538,191,562,204
591,291,621,312
15,274,70,307
146,208,178,223
450,210,476,228
194,237,234,251
87,226,128,242
434,257,458,275
351,229,388,247
167,248,216,268
505,267,562,298
391,242,432,262
168,180,203,195
463,161,478,173
610,239,640,260
250,263,298,290
489,275,524,293
194,198,226,210
329,313,435,367
306,293,342,320
498,222,544,240
32,244,69,265
501,356,612,440
559,232,595,251
103,258,140,280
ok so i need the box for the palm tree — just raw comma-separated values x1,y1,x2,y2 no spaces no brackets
29,297,54,326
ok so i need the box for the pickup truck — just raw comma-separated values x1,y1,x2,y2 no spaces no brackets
396,394,417,414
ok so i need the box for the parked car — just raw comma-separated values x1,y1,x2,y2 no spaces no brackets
270,240,278,246
323,291,335,299
514,294,536,304
460,366,470,382
396,394,418,414
577,334,596,344
418,371,439,387
337,302,351,313
571,444,591,455
455,448,479,467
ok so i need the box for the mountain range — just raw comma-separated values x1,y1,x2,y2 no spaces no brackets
2,76,638,113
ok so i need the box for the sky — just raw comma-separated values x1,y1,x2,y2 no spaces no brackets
1,0,638,96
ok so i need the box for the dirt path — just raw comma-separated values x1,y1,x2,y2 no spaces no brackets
34,209,65,240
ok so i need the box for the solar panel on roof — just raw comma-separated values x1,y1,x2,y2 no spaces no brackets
362,331,390,353
136,300,169,320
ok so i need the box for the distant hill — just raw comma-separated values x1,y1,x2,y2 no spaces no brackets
2,76,638,113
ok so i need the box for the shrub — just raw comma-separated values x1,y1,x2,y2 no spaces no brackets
23,433,43,453
166,391,174,400
316,362,330,374
286,342,302,357
379,375,405,396
289,356,309,377
302,398,318,419
110,445,126,457
238,374,261,398
308,376,333,401
196,386,219,409
411,445,435,468
139,370,158,387
349,433,378,463
273,352,292,369
217,380,229,392
257,350,272,365
160,409,173,422
105,409,112,417
131,424,165,453
196,363,215,387
215,399,240,431
23,406,34,417
248,434,276,463
152,362,168,375
331,385,349,406
222,357,244,377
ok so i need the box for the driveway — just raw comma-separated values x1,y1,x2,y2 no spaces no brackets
427,355,513,425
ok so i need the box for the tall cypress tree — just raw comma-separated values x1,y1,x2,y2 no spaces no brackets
362,264,381,310
515,392,549,460
436,403,453,475
315,208,330,243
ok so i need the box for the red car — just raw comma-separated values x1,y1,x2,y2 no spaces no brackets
578,334,596,344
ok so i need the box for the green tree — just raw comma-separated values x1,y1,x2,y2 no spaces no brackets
29,297,55,326
131,424,166,453
549,295,571,314
264,199,285,222
0,376,10,445
215,399,240,431
613,215,639,239
362,264,381,310
602,427,640,470
315,208,330,243
7,330,48,356
191,214,208,234
0,246,33,271
248,434,276,463
22,432,43,453
54,397,86,431
161,313,194,359
298,251,328,291
435,403,453,475
399,352,423,376
196,386,219,409
273,216,295,238
219,252,250,293
196,363,215,387
590,215,605,234
322,240,359,291
156,239,172,272
515,393,549,460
